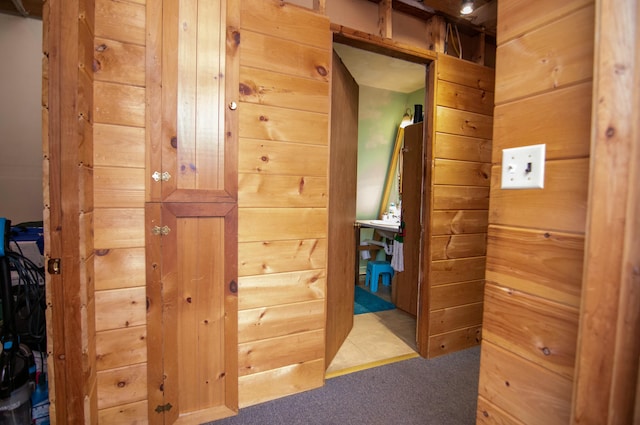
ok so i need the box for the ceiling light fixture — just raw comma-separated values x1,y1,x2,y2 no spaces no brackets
460,0,474,15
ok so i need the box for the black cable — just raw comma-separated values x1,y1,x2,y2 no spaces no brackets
4,243,47,352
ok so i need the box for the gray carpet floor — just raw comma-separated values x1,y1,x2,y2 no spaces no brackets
210,346,480,425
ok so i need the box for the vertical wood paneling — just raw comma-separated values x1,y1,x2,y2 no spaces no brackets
572,0,640,422
144,0,241,421
45,0,98,421
478,0,594,422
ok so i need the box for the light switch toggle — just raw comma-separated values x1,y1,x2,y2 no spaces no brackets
501,144,545,189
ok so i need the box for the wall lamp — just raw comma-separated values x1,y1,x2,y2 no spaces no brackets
400,108,413,128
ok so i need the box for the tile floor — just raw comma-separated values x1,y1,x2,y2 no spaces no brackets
326,280,418,377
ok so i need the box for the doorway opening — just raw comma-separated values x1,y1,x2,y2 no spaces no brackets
326,42,430,376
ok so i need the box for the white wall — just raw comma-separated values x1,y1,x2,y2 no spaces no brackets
0,14,43,224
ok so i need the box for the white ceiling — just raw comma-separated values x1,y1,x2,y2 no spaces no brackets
333,43,426,94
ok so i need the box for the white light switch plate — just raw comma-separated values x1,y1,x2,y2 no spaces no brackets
501,144,546,189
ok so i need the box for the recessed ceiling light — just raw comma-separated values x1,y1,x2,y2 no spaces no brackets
460,0,474,15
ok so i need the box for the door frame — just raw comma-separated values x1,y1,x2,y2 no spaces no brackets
331,27,436,356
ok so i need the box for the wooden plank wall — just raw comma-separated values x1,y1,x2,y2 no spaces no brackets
572,0,640,423
90,0,149,422
236,0,331,408
477,0,594,423
43,0,100,422
423,53,494,358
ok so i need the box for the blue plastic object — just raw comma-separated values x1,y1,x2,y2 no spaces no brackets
0,218,5,257
365,260,394,293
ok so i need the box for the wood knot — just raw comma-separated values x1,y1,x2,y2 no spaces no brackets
95,43,107,52
117,381,126,388
170,136,178,148
186,297,192,303
541,347,551,356
239,83,253,95
316,65,328,76
261,155,269,162
614,63,627,75
543,232,551,238
605,126,615,138
92,59,101,73
95,249,110,256
232,31,240,46
259,115,269,122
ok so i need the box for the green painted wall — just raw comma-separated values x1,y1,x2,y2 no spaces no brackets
356,85,425,220
357,85,425,265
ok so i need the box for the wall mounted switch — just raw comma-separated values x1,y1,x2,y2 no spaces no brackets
501,144,546,189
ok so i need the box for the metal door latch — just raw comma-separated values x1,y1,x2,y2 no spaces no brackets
48,258,61,275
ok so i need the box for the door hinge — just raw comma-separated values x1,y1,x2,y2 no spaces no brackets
47,258,61,275
152,225,171,236
155,403,173,414
152,171,171,182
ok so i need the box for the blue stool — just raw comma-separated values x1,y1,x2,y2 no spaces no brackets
365,260,394,293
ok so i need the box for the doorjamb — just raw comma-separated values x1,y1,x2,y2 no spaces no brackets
330,25,436,356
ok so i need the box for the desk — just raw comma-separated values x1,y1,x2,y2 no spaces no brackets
354,220,400,286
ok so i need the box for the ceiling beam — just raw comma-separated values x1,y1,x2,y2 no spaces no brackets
367,0,495,37
0,0,42,18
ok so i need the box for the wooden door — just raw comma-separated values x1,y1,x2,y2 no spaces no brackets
325,50,359,366
393,122,424,315
146,0,239,423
